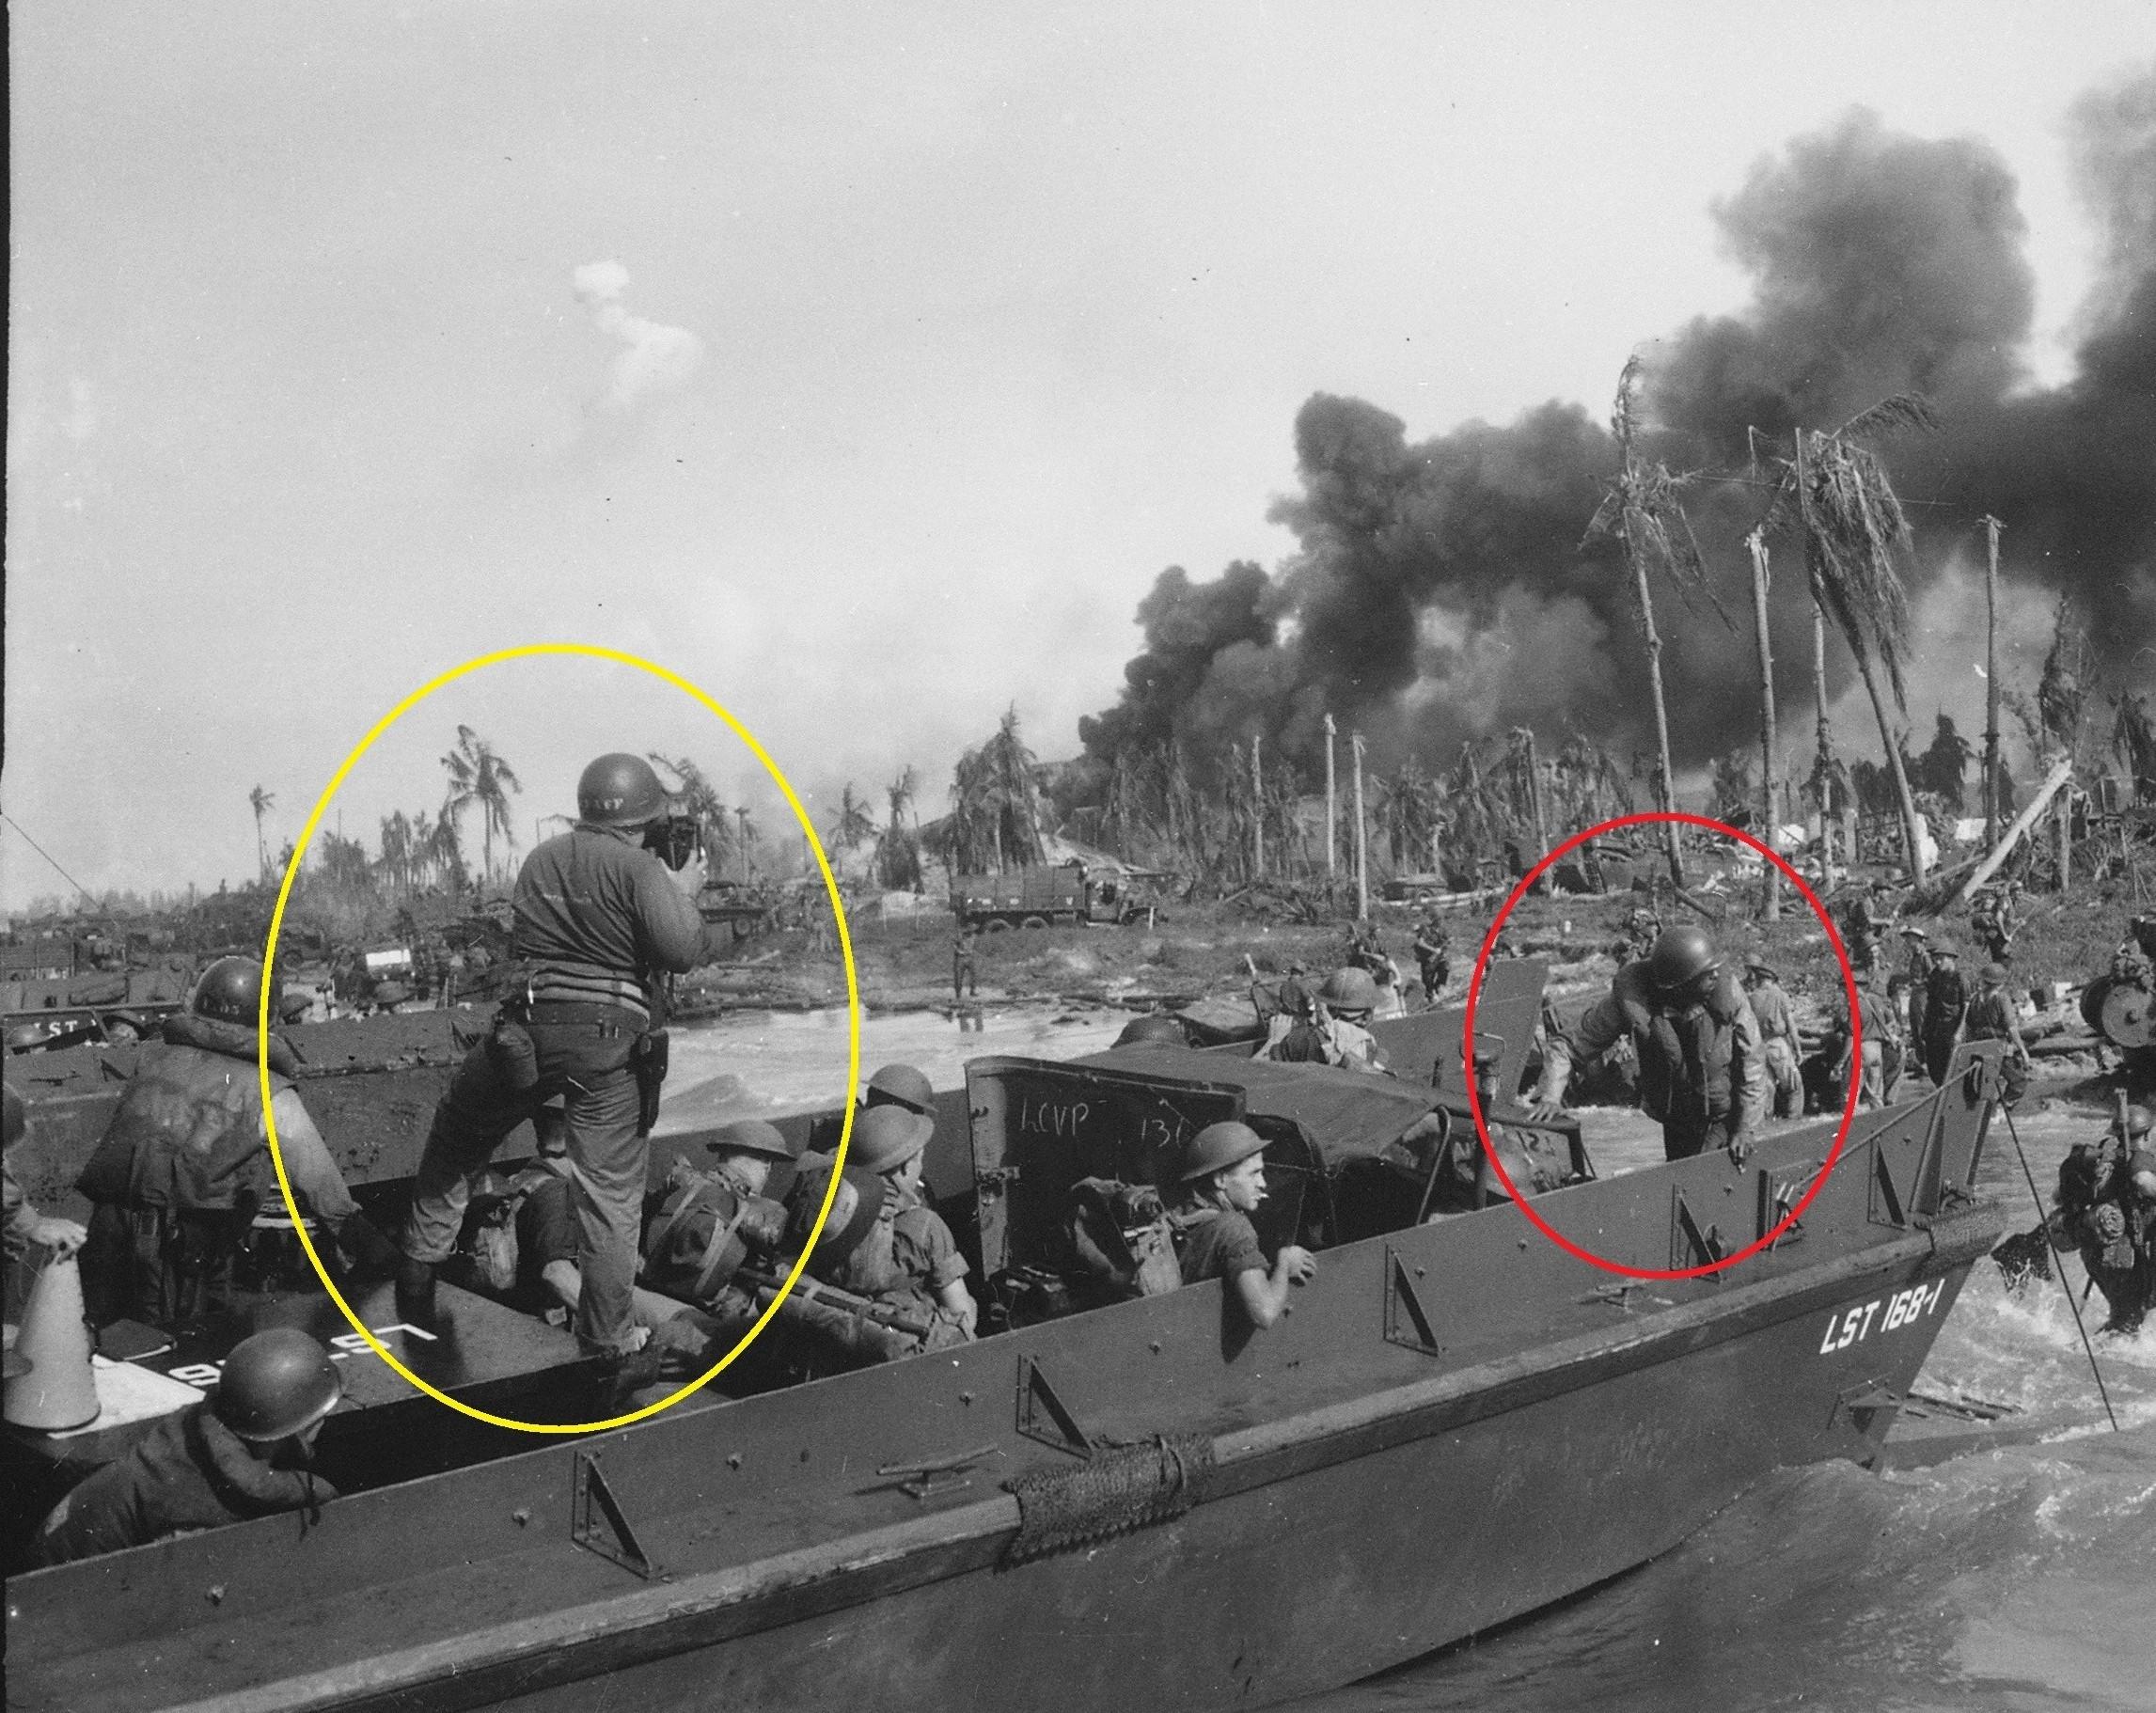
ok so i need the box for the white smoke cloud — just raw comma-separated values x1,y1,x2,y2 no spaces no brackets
573,260,704,414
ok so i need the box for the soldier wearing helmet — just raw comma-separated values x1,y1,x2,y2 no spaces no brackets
31,1328,342,1565
1530,924,1769,1165
807,1103,976,1342
6,1081,88,1260
2053,1108,2156,1334
1166,1121,1316,1328
1313,967,1388,1073
397,752,709,1359
1960,960,2030,1107
1741,961,1803,1121
1115,1014,1189,1049
74,958,387,1326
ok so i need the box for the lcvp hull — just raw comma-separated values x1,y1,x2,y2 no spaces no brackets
8,1056,2006,1713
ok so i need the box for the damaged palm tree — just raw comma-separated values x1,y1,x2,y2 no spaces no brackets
947,706,1047,874
1758,396,1938,882
1584,358,1725,889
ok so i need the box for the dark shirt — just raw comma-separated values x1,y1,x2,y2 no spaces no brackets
32,1404,335,1565
1173,1204,1266,1286
515,1172,579,1300
513,825,707,1020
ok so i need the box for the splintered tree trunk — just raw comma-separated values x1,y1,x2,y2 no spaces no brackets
1850,651,1930,883
1747,530,1781,919
1628,547,1687,888
1522,730,1550,894
1251,733,1264,882
1983,515,2003,850
1325,715,1339,884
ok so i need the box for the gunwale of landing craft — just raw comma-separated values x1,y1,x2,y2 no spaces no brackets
3,959,2019,1713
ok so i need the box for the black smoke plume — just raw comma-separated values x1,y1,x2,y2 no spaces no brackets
1079,66,2156,783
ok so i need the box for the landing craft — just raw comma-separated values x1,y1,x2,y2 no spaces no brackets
4,965,2007,1712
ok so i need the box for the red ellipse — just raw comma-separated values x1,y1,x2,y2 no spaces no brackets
1461,811,1863,1280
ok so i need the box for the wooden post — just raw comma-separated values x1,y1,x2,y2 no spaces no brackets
1251,731,1264,882
1983,515,2004,850
1324,714,1338,883
2056,782,2072,898
1351,731,1369,921
1747,528,1781,919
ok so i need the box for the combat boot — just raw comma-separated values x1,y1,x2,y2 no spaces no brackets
394,1254,438,1330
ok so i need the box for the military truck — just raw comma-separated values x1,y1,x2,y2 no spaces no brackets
950,861,1149,931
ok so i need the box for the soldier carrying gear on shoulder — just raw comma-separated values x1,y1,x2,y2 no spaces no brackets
1166,1121,1315,1329
31,1328,342,1566
74,957,392,1327
1741,961,1803,1122
2054,1108,2156,1334
397,752,709,1360
1531,925,1768,1165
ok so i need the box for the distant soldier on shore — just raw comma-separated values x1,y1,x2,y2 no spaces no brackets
1410,918,1450,1003
1970,885,2019,967
952,923,980,1004
1899,926,1931,1045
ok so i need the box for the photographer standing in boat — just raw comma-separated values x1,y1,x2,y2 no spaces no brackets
1529,925,1768,1165
396,753,708,1360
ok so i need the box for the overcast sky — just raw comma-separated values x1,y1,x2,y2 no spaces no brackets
7,2,2151,910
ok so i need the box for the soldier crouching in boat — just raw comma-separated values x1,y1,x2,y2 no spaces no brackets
31,1329,342,1566
1165,1122,1316,1329
1529,925,1768,1166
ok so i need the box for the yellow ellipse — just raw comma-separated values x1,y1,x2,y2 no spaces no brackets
255,642,858,1434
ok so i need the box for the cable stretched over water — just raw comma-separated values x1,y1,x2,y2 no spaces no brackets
2001,1104,2120,1433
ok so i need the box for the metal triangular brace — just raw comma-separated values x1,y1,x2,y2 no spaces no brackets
1384,1249,1443,1356
1016,1356,1093,1458
572,1450,661,1580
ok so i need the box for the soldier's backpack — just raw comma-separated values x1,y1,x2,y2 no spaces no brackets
1063,1177,1182,1299
640,1163,789,1303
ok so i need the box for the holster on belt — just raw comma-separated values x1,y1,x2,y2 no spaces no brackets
632,1029,669,1137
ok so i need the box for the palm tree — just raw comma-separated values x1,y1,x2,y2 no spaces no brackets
948,706,1047,873
877,767,923,891
825,782,878,856
1757,397,1938,881
1583,358,1727,888
248,785,275,883
441,727,523,882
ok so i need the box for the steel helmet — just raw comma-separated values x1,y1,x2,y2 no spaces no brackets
863,1062,936,1115
193,956,271,1024
1319,967,1379,1015
212,1328,344,1442
847,1102,935,1175
1980,962,2008,985
1177,1120,1268,1184
1645,926,1721,996
576,753,669,829
708,1118,802,1163
2115,1106,2153,1140
1115,1015,1188,1047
